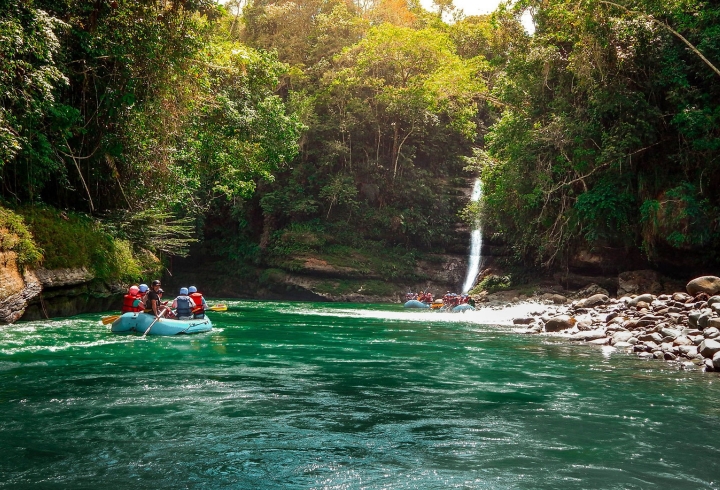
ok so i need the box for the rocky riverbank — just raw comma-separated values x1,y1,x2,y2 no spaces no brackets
509,275,720,373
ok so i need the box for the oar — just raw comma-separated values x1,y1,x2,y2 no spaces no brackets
142,309,167,337
101,314,121,325
208,304,227,312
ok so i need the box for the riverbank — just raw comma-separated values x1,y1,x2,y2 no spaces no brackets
499,275,720,373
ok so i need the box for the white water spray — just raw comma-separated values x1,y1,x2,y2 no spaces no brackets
462,179,482,294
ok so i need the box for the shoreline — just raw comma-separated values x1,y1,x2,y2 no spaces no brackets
487,277,720,373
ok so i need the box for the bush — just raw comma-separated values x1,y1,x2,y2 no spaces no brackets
0,206,43,269
19,206,149,282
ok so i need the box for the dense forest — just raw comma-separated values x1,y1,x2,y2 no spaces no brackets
1,0,719,286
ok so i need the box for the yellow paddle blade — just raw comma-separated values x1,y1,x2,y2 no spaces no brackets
101,315,121,325
208,304,227,312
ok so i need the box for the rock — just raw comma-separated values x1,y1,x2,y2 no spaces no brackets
513,317,534,325
673,292,692,302
706,317,720,329
660,327,681,339
588,338,609,345
629,294,655,307
688,311,702,328
698,339,720,358
679,345,698,357
580,293,609,308
544,315,576,332
644,341,660,352
33,267,94,287
637,352,653,359
713,351,720,370
612,331,633,344
635,301,650,310
673,336,693,346
704,358,715,372
615,341,633,348
704,327,720,339
653,350,664,359
686,276,720,296
664,352,677,361
707,295,720,307
551,294,567,304
571,329,607,341
698,310,713,329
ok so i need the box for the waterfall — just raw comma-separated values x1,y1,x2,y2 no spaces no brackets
462,179,482,294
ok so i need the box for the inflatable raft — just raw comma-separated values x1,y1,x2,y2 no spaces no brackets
111,312,212,336
451,304,475,312
403,300,430,309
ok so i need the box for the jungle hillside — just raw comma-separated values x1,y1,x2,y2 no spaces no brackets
2,0,720,296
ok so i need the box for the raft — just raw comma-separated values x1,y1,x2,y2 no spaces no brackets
110,312,213,336
404,300,430,309
451,304,475,313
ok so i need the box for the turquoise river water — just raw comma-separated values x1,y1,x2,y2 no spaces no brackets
1,301,719,489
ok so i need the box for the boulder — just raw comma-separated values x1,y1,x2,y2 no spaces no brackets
512,318,535,325
544,315,576,332
698,311,713,329
686,276,720,296
673,292,692,302
679,345,698,357
707,295,720,307
571,329,607,341
580,293,609,308
612,331,633,344
551,294,568,304
698,339,720,358
713,351,720,370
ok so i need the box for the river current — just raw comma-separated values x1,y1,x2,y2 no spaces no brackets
1,301,719,489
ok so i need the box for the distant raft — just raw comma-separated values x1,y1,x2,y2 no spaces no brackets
404,300,431,309
110,312,212,336
451,304,475,313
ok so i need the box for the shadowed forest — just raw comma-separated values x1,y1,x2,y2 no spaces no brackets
2,0,719,285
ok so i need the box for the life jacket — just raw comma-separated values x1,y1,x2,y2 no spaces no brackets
189,292,205,313
121,293,142,313
175,295,193,318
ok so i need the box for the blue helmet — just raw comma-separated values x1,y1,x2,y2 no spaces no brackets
180,287,189,295
188,286,197,293
138,284,149,293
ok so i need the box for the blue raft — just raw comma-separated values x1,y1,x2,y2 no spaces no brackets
451,304,475,312
111,312,213,336
404,300,430,309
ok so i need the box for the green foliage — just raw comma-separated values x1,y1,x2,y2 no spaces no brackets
19,207,148,282
475,0,720,268
0,207,43,269
470,273,513,294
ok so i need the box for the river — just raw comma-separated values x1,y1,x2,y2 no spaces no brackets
1,301,719,489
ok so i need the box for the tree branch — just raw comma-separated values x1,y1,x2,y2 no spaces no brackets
598,0,720,78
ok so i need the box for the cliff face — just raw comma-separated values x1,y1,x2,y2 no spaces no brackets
0,252,122,324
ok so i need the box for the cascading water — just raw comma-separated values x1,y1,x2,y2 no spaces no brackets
462,179,482,293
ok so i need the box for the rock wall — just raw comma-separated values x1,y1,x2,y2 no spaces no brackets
0,253,122,324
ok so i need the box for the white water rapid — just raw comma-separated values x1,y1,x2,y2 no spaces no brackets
461,179,482,294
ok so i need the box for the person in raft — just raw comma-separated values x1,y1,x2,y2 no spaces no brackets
145,280,166,318
121,285,143,313
134,283,149,311
172,287,196,320
188,286,207,319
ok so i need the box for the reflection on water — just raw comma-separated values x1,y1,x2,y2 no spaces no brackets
1,300,719,489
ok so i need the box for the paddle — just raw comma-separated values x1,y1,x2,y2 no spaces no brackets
142,308,167,337
101,314,121,325
208,304,227,312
